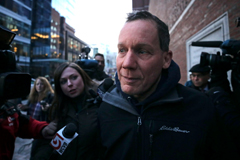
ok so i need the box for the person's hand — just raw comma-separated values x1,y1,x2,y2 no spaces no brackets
41,103,50,112
17,104,28,111
41,120,58,139
17,104,23,109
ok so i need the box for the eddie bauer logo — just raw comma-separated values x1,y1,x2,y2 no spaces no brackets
159,125,190,133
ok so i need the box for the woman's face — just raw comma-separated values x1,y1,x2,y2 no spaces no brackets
35,79,45,93
60,67,84,98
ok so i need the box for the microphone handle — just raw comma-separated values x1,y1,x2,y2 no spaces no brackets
49,150,59,160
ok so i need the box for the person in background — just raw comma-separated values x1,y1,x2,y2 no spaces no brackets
184,74,193,87
17,76,54,157
94,53,110,81
188,63,211,93
31,62,101,160
18,76,54,121
97,10,239,159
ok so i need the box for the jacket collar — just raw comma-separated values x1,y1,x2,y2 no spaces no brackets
115,60,181,106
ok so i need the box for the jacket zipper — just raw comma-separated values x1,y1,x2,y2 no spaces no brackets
149,120,153,159
137,116,142,132
136,116,142,160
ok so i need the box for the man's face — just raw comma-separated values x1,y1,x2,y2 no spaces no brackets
117,20,172,101
191,72,210,88
95,55,105,71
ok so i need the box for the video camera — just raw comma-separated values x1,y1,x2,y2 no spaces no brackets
192,40,240,71
75,46,98,79
191,39,240,105
0,25,31,105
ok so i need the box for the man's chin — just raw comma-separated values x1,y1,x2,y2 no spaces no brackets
195,85,203,88
193,83,201,87
98,68,104,72
121,86,137,96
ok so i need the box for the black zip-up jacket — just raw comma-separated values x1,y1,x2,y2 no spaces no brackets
98,60,239,160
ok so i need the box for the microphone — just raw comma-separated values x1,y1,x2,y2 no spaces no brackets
88,78,114,104
50,123,78,156
89,89,98,98
97,78,114,98
191,41,223,47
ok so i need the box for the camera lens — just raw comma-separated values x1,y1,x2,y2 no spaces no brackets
200,52,209,66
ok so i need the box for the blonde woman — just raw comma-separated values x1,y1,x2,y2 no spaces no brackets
18,76,54,121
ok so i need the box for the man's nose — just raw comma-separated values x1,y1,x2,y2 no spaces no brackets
98,61,104,65
122,50,137,69
193,76,199,80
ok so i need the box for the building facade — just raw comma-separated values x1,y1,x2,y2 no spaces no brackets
0,0,32,73
0,0,89,78
132,0,149,11
31,7,88,78
30,0,53,78
149,0,240,85
51,0,76,29
51,8,61,59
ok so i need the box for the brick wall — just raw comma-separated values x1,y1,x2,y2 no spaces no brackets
133,0,150,11
149,0,240,84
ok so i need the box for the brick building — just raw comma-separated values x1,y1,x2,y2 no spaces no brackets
149,0,240,85
133,0,149,11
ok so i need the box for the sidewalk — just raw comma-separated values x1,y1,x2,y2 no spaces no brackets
12,137,33,160
12,110,32,160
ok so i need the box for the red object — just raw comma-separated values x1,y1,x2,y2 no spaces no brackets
0,109,48,160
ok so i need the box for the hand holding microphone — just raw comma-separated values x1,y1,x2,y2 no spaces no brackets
42,120,58,139
50,123,78,156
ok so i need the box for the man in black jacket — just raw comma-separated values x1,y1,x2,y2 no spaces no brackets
97,11,239,160
94,53,109,81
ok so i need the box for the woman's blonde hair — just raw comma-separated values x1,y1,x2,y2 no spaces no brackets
28,76,54,103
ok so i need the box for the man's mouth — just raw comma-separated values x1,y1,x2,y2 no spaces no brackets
122,76,140,83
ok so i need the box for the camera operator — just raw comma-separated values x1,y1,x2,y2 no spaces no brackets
207,62,240,152
192,39,240,98
206,85,240,152
0,25,57,160
192,39,240,152
75,48,110,85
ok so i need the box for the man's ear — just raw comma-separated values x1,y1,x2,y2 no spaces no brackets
163,50,173,69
